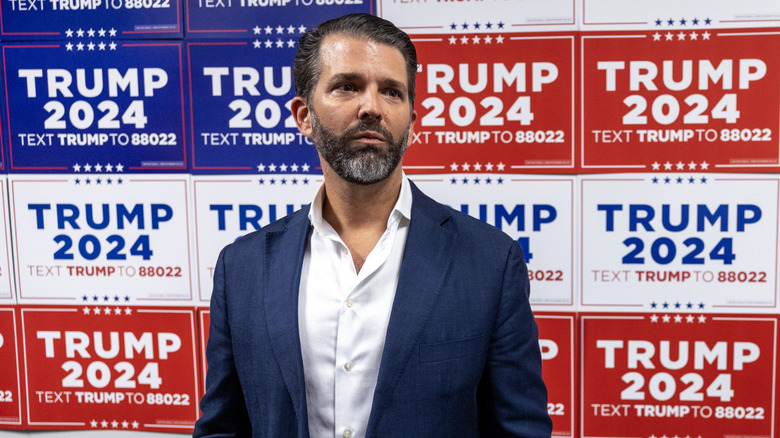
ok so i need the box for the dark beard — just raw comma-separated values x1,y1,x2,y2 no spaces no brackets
310,110,409,185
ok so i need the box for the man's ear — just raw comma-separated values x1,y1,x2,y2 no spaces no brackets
291,96,312,138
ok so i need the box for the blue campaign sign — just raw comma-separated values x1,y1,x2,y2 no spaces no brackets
0,0,182,40
184,0,371,38
3,42,187,173
187,39,320,174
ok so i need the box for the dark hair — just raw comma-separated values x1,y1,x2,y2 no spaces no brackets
293,13,418,109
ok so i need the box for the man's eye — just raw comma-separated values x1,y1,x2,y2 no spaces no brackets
337,84,356,92
386,89,401,98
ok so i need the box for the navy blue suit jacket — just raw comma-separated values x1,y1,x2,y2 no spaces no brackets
194,183,552,437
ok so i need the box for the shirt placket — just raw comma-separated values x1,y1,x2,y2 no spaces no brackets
334,240,359,438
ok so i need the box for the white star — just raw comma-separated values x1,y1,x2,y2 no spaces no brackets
449,36,457,45
265,40,273,49
686,315,694,323
650,314,659,322
88,28,96,37
253,26,261,35
497,162,505,171
287,25,295,34
653,32,661,41
677,31,686,40
698,315,707,323
98,28,106,37
90,420,98,428
298,25,306,33
93,306,100,314
115,163,124,172
254,40,262,48
280,163,288,172
676,161,685,170
88,42,95,51
269,163,277,172
66,42,74,51
101,420,108,428
109,42,117,50
276,39,284,48
104,163,113,172
700,161,709,170
98,42,106,50
484,35,493,44
665,32,674,41
83,307,91,315
674,314,683,323
495,35,504,43
111,420,119,428
664,161,672,170
77,28,85,37
109,28,117,37
460,36,469,44
450,162,459,171
103,307,112,315
473,162,482,171
651,161,660,170
257,163,266,172
65,28,74,37
287,39,295,48
662,314,671,323
124,307,132,315
702,31,711,40
114,307,122,315
94,163,103,172
132,421,139,429
265,26,273,34
291,163,299,172
301,163,310,172
690,31,698,40
121,421,129,428
462,162,470,171
84,163,92,172
472,36,480,44
485,162,494,171
688,161,696,170
276,25,284,34
77,42,85,51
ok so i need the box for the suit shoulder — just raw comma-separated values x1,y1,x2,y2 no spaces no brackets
221,206,309,258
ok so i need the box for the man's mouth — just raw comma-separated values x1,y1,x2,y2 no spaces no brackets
353,131,386,143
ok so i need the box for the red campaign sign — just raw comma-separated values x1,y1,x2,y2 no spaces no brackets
0,308,23,428
536,312,576,438
581,313,777,438
403,33,576,174
581,29,780,172
197,307,210,400
20,306,199,433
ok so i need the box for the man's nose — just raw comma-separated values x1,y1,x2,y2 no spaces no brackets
358,91,382,121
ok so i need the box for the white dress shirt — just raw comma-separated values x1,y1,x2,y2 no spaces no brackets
298,177,412,438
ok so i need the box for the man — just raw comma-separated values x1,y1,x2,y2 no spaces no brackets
194,13,552,438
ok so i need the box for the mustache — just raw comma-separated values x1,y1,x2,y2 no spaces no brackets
343,120,395,144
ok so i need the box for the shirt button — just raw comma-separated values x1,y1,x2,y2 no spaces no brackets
345,298,354,308
343,429,353,438
344,362,353,372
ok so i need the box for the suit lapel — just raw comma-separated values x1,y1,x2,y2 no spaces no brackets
366,185,456,434
263,208,311,437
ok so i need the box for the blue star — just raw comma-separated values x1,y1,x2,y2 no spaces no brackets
75,178,81,184
497,177,504,184
106,178,112,184
462,177,469,184
652,177,659,184
700,177,707,184
124,296,130,302
270,178,276,185
485,22,493,29
474,22,481,29
461,22,469,30
674,302,681,309
667,18,675,25
258,179,265,185
686,302,693,309
497,21,505,29
473,177,480,184
450,22,457,30
96,178,102,185
692,18,699,25
680,18,687,25
655,18,662,26
676,177,683,184
292,178,298,185
93,295,99,302
689,177,695,183
662,302,669,309
103,295,110,302
117,178,123,184
303,179,310,185
114,296,120,302
86,178,92,185
451,178,457,184
281,178,287,185
650,301,657,308
664,177,671,184
705,17,712,25
698,302,705,309
485,177,492,184
82,295,89,301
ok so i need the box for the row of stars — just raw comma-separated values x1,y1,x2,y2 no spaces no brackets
450,162,507,172
258,177,310,185
653,31,712,42
450,177,505,185
257,163,311,173
252,24,307,35
655,17,712,26
74,178,124,185
74,163,125,172
651,301,705,310
65,27,118,38
66,41,117,52
83,306,133,316
649,435,702,438
651,175,708,184
650,314,708,323
253,39,296,49
450,21,506,31
449,34,505,45
82,295,131,302
652,161,709,171
90,419,139,429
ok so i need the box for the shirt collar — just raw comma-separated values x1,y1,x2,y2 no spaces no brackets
308,174,413,237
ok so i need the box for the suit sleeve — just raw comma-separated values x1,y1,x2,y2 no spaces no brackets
193,247,253,437
477,241,553,437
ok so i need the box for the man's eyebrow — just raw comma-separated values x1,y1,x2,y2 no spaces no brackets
326,72,365,85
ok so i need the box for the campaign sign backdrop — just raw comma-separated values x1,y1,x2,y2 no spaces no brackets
10,174,195,305
0,308,23,428
580,313,777,438
580,0,780,30
0,179,16,303
410,175,575,308
404,33,575,174
535,312,576,438
19,306,199,432
192,175,320,302
184,0,370,38
581,29,780,172
379,0,575,34
3,42,186,173
187,40,320,174
0,0,182,40
580,174,778,312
